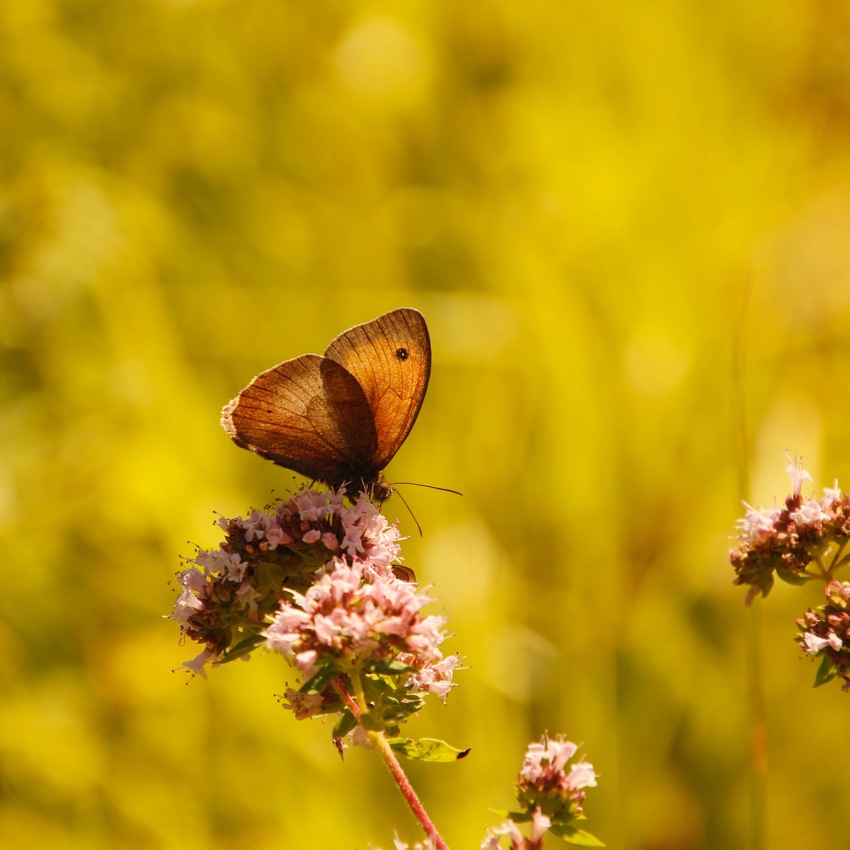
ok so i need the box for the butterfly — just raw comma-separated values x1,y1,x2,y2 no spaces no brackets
221,308,431,502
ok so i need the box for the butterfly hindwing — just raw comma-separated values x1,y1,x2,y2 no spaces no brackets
221,353,379,488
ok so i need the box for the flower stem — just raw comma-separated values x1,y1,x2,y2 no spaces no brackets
339,671,449,849
369,729,449,850
829,539,849,574
332,675,362,720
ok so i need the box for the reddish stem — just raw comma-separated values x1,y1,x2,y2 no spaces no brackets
332,676,362,719
372,732,449,850
332,677,448,849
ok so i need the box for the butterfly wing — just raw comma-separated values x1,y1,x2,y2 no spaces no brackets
221,353,380,489
323,308,431,469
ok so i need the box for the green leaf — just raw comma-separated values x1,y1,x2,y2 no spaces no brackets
219,634,266,663
381,696,425,723
369,658,417,675
549,823,606,846
300,664,338,695
776,566,809,586
332,710,357,739
814,653,837,687
387,737,470,762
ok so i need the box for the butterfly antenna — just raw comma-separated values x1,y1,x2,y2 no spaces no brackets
390,482,463,497
391,487,424,537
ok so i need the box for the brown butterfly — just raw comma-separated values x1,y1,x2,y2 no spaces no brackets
221,308,430,502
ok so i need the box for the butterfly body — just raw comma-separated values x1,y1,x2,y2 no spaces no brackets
221,308,430,501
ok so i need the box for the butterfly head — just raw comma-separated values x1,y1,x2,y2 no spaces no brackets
349,474,394,506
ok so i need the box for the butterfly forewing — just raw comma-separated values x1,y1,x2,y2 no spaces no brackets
221,354,379,488
323,308,431,469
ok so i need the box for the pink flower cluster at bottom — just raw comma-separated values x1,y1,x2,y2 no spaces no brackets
264,558,458,701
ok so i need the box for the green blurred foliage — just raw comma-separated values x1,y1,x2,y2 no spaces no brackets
2,1,850,848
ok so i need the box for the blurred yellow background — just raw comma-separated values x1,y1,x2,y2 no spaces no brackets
3,2,850,848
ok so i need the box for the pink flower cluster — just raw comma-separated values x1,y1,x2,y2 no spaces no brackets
378,837,437,850
730,460,850,604
225,487,402,568
481,810,552,850
797,580,850,690
482,734,598,849
265,558,457,702
172,487,403,674
516,734,597,816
